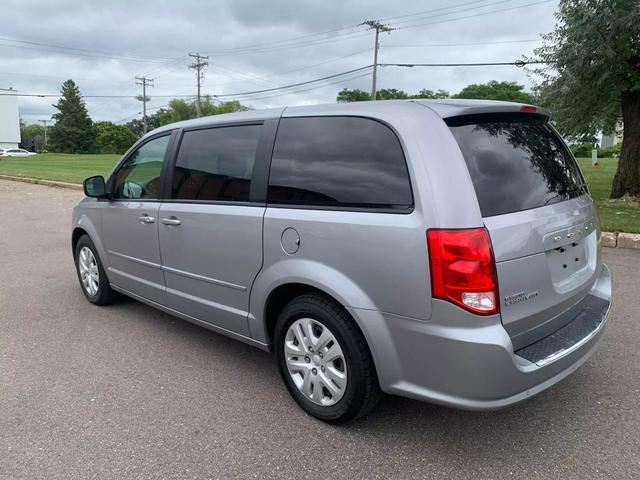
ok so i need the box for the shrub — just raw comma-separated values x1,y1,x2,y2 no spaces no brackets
570,143,595,157
599,143,622,158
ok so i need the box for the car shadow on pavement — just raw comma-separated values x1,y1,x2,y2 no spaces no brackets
105,293,607,468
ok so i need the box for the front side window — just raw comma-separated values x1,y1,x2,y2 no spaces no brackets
171,125,262,202
113,135,169,200
267,117,413,210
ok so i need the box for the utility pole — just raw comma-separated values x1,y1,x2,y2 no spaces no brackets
135,76,154,134
188,53,209,117
38,119,49,150
362,20,394,100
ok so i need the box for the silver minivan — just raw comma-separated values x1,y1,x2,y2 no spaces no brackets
72,100,612,423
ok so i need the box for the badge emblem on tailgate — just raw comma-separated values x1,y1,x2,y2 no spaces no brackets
504,291,539,306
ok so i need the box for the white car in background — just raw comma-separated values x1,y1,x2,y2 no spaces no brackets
0,148,37,157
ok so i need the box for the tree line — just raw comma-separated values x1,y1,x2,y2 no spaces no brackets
20,80,248,154
21,79,534,155
336,81,534,104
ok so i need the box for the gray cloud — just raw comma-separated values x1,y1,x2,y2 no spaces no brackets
1,0,558,125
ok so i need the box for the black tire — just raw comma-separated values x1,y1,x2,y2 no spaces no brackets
274,293,381,423
74,234,117,305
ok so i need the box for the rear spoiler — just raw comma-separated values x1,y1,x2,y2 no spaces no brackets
413,100,552,122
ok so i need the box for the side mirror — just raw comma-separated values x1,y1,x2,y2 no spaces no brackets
83,175,108,198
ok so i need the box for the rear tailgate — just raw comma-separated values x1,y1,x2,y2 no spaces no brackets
447,112,601,349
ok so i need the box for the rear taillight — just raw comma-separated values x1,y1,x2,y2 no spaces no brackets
427,228,499,315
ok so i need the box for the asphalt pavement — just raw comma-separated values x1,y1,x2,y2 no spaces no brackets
1,179,638,479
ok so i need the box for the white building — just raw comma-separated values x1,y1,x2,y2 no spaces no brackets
0,88,21,149
601,131,622,149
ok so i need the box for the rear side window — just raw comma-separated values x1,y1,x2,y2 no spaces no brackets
448,114,587,217
172,124,262,202
267,116,413,210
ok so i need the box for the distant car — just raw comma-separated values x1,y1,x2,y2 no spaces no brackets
0,148,37,157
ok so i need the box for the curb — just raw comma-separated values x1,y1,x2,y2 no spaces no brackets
602,231,640,250
0,174,83,190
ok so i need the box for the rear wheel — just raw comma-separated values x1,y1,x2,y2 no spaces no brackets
274,293,381,423
74,235,116,305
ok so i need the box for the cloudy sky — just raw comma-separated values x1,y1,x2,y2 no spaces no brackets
2,0,559,125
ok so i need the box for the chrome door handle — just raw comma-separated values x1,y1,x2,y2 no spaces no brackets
138,214,155,224
160,217,182,226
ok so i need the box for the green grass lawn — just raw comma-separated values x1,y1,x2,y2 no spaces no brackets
0,152,120,184
576,157,640,234
0,152,638,233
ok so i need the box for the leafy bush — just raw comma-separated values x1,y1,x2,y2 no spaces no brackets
570,143,595,157
599,143,622,158
570,142,622,158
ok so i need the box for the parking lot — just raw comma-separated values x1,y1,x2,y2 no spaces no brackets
1,178,639,479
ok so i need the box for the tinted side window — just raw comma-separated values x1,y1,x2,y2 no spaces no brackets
448,114,587,217
113,135,169,200
171,125,262,202
267,117,412,209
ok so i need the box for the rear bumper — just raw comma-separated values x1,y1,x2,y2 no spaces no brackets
350,263,612,410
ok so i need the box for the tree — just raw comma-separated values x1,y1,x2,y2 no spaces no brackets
336,87,450,102
534,0,640,198
49,80,95,153
157,98,197,124
337,88,371,102
453,81,535,103
94,121,137,154
377,88,409,100
201,99,248,116
155,97,248,126
20,124,45,151
125,113,161,138
411,89,450,99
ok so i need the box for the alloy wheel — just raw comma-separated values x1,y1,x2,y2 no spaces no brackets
284,317,347,406
78,246,99,296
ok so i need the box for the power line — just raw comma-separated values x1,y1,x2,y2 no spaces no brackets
396,0,556,31
212,65,373,98
205,31,373,57
379,59,545,67
382,39,539,48
0,39,177,64
231,72,372,104
200,0,516,57
378,0,515,22
0,59,544,100
0,70,133,84
0,1,548,66
0,36,175,61
195,0,531,58
114,103,168,125
207,48,371,89
202,24,365,55
0,93,193,98
385,0,516,27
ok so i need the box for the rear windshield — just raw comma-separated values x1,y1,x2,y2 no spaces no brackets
447,114,587,217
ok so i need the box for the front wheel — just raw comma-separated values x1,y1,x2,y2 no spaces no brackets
74,234,116,305
274,294,381,423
